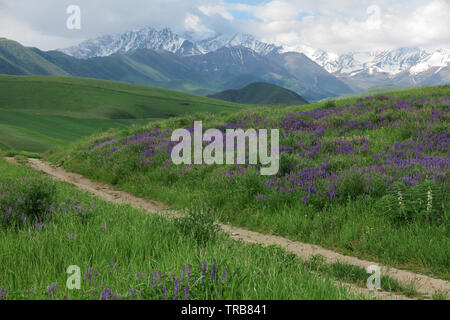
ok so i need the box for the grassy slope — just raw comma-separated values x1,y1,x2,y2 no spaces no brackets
0,39,68,76
0,158,365,300
0,75,247,152
49,85,450,280
208,82,309,106
333,84,420,101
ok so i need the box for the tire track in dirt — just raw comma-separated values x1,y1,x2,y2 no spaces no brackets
9,157,449,299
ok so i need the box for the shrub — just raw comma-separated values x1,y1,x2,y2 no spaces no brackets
13,155,28,166
336,170,366,201
174,207,221,246
323,100,337,109
0,177,56,229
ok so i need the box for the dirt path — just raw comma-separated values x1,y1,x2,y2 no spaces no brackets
9,158,449,299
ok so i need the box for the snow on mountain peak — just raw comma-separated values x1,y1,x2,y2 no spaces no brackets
409,49,450,75
198,33,281,56
61,27,190,59
61,28,281,59
60,26,449,78
302,47,447,76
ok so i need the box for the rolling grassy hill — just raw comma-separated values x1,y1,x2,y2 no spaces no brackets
0,38,68,76
208,82,309,106
0,75,247,152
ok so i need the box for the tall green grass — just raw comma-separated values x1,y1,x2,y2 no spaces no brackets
0,158,366,300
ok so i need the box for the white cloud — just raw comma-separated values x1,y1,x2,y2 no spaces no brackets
240,0,450,54
252,1,301,22
0,10,83,50
184,13,215,37
199,5,234,20
0,0,448,53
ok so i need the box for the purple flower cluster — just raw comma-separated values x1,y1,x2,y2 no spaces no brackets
80,90,449,207
101,287,118,300
0,288,7,300
84,268,98,286
90,129,175,169
134,261,227,300
256,193,266,201
47,283,56,298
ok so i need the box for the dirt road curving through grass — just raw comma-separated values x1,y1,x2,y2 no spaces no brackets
9,157,449,299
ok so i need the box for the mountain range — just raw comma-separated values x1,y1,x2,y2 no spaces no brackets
60,27,282,58
61,27,449,92
1,27,448,102
308,47,450,91
0,33,352,101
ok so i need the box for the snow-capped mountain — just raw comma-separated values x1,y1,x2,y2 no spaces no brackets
307,49,340,74
61,27,202,59
61,27,280,59
302,47,449,77
60,26,449,91
197,33,281,56
409,49,450,75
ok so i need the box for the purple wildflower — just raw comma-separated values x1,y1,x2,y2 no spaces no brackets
174,278,180,300
184,285,190,300
188,264,192,281
221,268,227,282
0,288,7,300
202,261,207,283
47,283,56,298
210,262,216,281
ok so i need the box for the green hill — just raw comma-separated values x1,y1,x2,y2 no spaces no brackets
0,38,68,76
208,82,309,106
0,75,247,152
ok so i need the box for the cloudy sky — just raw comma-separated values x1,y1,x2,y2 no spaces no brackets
0,0,449,54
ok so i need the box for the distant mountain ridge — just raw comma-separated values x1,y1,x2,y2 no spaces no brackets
309,47,450,76
61,27,280,59
59,27,449,92
300,47,450,90
2,25,448,101
208,82,309,106
1,37,353,101
61,27,449,80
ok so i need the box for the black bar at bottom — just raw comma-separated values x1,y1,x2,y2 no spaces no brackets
1,300,447,318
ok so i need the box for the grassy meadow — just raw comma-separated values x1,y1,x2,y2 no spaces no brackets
0,158,370,300
0,75,247,152
48,85,450,280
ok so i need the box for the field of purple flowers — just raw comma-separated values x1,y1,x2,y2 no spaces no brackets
50,85,450,279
